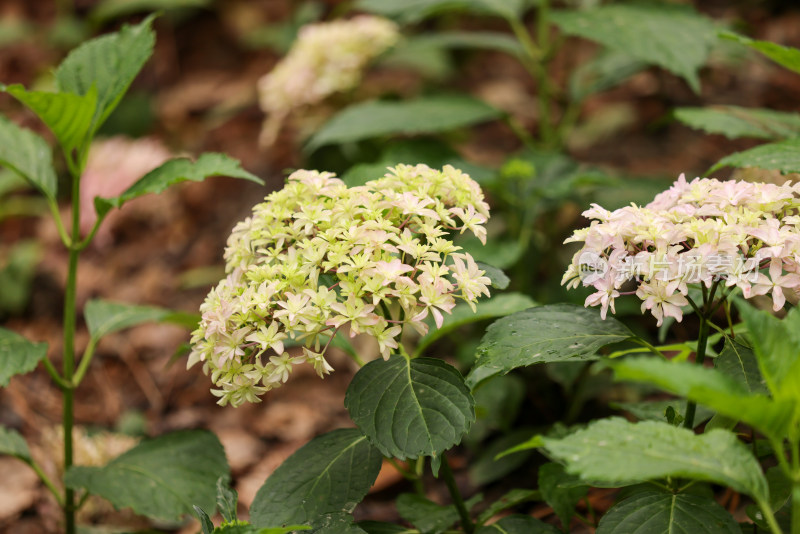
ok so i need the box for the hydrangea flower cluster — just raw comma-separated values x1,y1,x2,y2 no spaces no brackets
257,15,399,144
563,174,800,325
189,164,491,407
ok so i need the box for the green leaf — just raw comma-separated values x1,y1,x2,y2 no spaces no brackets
467,374,525,445
569,50,648,101
96,153,263,216
0,116,57,200
611,400,713,427
55,15,156,132
355,0,535,23
412,31,524,56
91,0,211,23
596,488,740,534
476,263,509,290
216,477,238,523
476,489,540,524
85,299,199,342
3,84,98,154
540,418,769,504
0,327,47,387
674,106,800,140
551,4,716,93
249,429,382,528
0,425,31,461
538,462,588,530
357,522,413,534
469,429,534,486
306,97,502,151
610,356,793,440
415,293,536,356
344,356,474,460
475,515,560,534
467,303,633,389
396,494,458,534
64,430,229,522
715,337,768,394
709,138,800,174
721,31,800,75
193,505,214,534
311,514,368,534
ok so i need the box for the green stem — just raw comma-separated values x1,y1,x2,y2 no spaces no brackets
72,338,97,387
25,459,64,507
41,356,72,390
414,457,425,496
756,498,785,534
440,456,474,534
47,199,72,248
683,315,709,429
791,483,800,534
61,161,82,534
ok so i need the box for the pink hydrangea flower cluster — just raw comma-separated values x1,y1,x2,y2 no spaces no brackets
189,164,491,407
563,174,800,325
257,15,399,144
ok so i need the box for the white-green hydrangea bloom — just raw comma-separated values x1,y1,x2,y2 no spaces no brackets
190,164,491,407
257,15,399,144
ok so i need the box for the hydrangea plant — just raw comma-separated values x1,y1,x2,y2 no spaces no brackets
189,163,491,407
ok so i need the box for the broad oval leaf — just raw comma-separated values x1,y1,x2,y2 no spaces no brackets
569,50,648,101
476,515,560,534
466,303,633,389
4,84,98,154
709,138,800,174
414,293,536,356
0,116,57,200
249,429,382,528
85,299,199,342
95,153,263,217
721,31,800,76
596,489,740,534
64,429,229,522
396,493,458,534
0,425,31,461
715,337,768,394
55,15,156,132
610,356,793,440
540,418,769,504
674,106,800,140
538,462,588,530
0,327,47,387
551,4,716,93
306,97,502,151
344,356,475,460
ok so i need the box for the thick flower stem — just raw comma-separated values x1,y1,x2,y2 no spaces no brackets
440,456,474,534
683,313,709,430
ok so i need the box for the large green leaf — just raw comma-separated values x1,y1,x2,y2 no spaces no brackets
538,462,587,530
674,106,800,140
0,117,57,200
95,153,263,217
0,425,31,461
721,32,800,75
91,0,210,23
569,50,648,101
64,430,229,522
715,338,768,394
306,97,502,151
311,513,369,534
249,429,382,528
414,293,536,356
0,327,48,387
610,356,793,440
540,418,769,504
355,0,535,23
551,4,716,93
344,356,474,460
411,32,524,56
396,494,458,534
596,488,740,534
612,400,713,428
476,515,560,534
3,85,98,154
85,299,199,342
737,304,800,401
466,303,633,388
55,15,156,132
709,138,800,174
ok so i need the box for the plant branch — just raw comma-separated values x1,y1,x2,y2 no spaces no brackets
24,458,64,507
440,455,474,534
